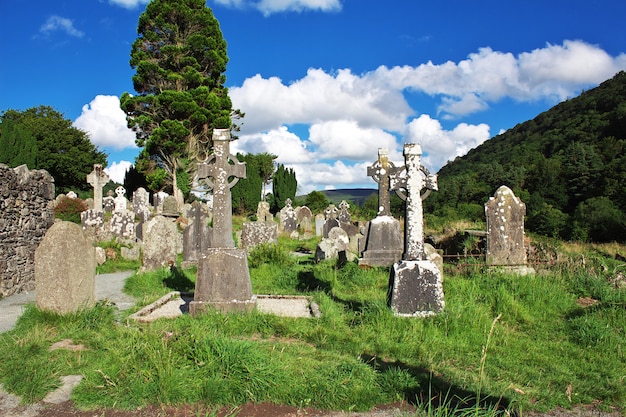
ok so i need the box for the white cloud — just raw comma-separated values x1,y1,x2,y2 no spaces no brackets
231,126,315,164
230,68,412,134
73,95,137,151
105,160,133,185
212,0,341,15
405,115,490,171
375,40,626,117
308,120,398,160
108,0,150,9
39,16,84,38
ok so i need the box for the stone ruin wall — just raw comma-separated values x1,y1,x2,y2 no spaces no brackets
0,164,55,297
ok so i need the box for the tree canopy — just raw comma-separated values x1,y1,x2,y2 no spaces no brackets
120,0,240,200
0,106,107,194
425,71,626,242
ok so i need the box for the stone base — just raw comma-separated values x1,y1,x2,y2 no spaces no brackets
388,259,444,317
190,297,257,316
191,247,255,317
359,216,403,267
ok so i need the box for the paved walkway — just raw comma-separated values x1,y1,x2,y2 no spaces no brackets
0,271,135,333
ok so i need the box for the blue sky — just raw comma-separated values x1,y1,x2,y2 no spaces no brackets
1,0,625,194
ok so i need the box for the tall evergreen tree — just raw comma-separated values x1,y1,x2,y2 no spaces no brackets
120,0,242,201
231,153,262,215
0,118,37,168
272,164,297,212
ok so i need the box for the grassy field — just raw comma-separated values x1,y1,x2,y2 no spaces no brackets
0,234,624,416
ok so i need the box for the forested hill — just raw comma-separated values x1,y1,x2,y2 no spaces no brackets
424,71,626,242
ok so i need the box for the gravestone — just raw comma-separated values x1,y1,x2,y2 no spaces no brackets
322,204,340,238
182,201,212,268
360,148,404,267
337,200,359,238
141,215,179,272
191,129,255,315
241,221,278,250
315,213,325,236
86,164,109,211
485,185,533,274
109,186,135,239
388,144,444,317
162,195,179,218
154,191,168,214
315,226,351,263
256,201,273,222
103,190,115,213
279,198,297,235
35,221,95,314
297,205,313,233
132,187,151,222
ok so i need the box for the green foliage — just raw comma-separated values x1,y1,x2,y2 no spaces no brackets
427,71,626,242
304,190,330,214
231,153,265,215
54,196,88,224
121,0,241,195
271,164,297,212
0,106,107,194
123,165,148,195
569,196,626,241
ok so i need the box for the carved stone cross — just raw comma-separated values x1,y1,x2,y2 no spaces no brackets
197,129,246,248
391,144,438,260
86,164,109,211
367,148,403,216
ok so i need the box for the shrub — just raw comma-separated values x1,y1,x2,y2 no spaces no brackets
54,196,88,224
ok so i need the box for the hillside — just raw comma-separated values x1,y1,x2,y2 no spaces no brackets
424,71,626,242
321,188,377,206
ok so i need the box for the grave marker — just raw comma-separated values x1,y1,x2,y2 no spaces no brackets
86,164,109,211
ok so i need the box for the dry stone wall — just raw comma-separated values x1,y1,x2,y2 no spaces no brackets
0,164,55,297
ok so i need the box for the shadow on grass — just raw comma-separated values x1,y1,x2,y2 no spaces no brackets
296,270,331,292
163,266,195,292
361,354,512,415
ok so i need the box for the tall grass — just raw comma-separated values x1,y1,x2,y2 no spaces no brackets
0,239,624,414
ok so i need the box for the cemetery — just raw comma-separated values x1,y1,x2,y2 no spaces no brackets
0,137,625,417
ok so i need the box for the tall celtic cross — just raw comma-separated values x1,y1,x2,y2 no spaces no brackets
366,148,404,216
197,129,246,248
86,164,109,211
390,144,438,261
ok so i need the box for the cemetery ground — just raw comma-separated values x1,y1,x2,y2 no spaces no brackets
0,223,625,417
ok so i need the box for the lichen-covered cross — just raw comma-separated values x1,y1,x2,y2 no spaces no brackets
367,148,404,216
197,129,246,248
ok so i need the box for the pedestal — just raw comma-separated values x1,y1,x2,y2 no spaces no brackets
388,260,444,317
190,247,256,316
359,215,403,267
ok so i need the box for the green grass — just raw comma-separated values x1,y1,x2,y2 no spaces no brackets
0,238,624,416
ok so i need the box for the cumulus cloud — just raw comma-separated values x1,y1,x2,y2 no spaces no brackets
230,68,412,134
39,16,84,38
105,160,133,185
231,126,315,164
73,95,137,151
212,0,341,15
108,0,150,8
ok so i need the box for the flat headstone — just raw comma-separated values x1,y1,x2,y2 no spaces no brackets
359,215,403,267
35,221,95,314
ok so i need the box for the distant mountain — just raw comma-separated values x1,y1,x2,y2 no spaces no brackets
321,188,377,206
424,71,626,242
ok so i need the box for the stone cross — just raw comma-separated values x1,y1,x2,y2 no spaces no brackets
391,144,438,260
197,129,246,248
86,164,109,211
367,148,403,216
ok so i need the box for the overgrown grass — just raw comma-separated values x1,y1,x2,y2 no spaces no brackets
0,239,624,416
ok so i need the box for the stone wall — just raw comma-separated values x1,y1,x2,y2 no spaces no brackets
0,164,55,297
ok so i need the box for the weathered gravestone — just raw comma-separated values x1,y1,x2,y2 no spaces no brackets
86,164,109,211
256,201,273,222
388,144,444,317
103,190,115,213
132,187,152,223
241,201,278,251
190,129,255,315
322,204,340,238
315,213,324,236
141,215,179,272
182,201,212,268
154,191,168,214
109,186,135,240
360,148,404,267
485,185,534,274
162,195,179,218
279,198,298,236
315,226,351,263
35,221,95,314
296,205,313,234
